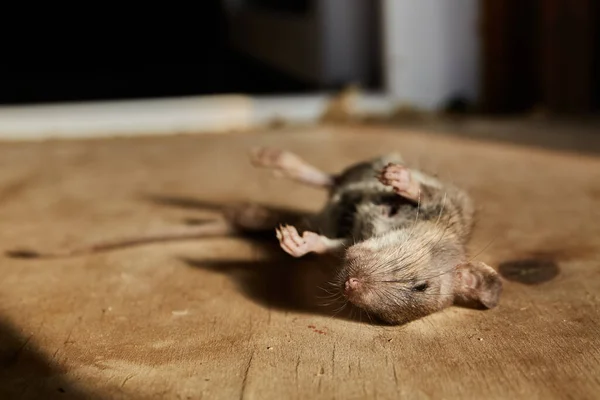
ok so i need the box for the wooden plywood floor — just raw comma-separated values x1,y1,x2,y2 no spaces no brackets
0,124,599,399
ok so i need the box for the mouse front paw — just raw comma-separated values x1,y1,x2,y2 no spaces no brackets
275,225,323,258
377,163,421,201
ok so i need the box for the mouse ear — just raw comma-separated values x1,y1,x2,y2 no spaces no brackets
453,261,503,309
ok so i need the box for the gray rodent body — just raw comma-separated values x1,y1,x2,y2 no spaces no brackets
6,147,502,325
252,147,502,325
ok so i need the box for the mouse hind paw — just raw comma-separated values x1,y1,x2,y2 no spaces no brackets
249,146,333,188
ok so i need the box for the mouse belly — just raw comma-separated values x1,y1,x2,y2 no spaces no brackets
314,190,420,242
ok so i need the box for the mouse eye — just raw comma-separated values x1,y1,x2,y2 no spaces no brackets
412,282,429,292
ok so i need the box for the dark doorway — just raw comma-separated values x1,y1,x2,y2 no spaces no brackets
481,0,600,115
0,1,315,106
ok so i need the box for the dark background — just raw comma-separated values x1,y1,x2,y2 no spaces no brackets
1,0,599,115
480,0,600,114
0,1,315,106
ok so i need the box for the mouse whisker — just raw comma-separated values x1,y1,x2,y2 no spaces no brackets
316,293,342,301
331,301,348,315
415,266,457,282
392,220,452,273
318,296,345,307
403,189,422,243
347,305,358,322
316,285,340,296
324,301,348,322
374,286,406,307
364,309,376,325
317,289,340,298
376,228,438,274
435,191,448,227
326,279,342,288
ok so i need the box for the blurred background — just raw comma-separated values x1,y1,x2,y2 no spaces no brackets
0,0,598,134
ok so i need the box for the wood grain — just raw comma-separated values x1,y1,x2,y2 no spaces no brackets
0,125,599,399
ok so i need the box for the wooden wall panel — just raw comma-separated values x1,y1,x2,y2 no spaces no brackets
481,0,598,114
539,0,595,113
480,0,538,113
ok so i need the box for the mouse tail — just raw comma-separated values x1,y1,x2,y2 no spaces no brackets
5,220,237,259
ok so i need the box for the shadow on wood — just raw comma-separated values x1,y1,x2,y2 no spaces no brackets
0,317,103,400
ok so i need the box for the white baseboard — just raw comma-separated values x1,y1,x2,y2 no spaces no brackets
0,93,396,141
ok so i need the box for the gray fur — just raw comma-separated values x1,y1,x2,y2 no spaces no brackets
308,154,474,244
289,152,499,325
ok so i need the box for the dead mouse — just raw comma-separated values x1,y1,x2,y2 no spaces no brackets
6,146,502,325
249,147,503,325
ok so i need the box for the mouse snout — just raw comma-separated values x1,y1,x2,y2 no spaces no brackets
344,277,361,295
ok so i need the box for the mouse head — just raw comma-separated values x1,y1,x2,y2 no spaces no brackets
337,226,502,325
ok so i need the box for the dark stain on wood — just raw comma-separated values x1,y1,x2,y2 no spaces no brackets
499,258,560,284
499,243,596,284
